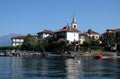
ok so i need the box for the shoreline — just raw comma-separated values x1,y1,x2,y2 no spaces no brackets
0,51,42,57
0,51,120,59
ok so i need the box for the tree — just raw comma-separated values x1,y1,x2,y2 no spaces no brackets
83,40,100,51
87,29,92,39
21,34,38,51
116,32,120,44
91,40,100,50
83,40,91,46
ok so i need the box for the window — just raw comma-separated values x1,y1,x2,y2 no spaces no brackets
74,25,76,28
13,39,16,42
96,36,99,39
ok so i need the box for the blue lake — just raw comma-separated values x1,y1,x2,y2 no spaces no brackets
0,56,120,79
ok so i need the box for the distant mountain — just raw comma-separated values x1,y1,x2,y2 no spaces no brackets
0,33,22,46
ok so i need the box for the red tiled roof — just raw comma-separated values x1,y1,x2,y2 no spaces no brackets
37,30,54,35
12,36,26,39
86,30,99,34
103,28,120,35
56,25,80,33
79,33,88,36
112,28,120,32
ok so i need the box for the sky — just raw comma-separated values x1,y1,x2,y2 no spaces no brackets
0,0,120,36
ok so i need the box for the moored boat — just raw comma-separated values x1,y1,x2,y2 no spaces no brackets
94,54,103,59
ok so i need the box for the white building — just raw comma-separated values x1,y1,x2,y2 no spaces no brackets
54,16,80,43
37,30,54,39
79,33,89,44
11,36,26,46
79,29,100,44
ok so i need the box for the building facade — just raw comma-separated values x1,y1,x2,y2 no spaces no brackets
11,36,26,46
37,30,54,39
85,29,100,40
54,16,80,43
79,33,89,44
54,26,80,43
102,28,120,43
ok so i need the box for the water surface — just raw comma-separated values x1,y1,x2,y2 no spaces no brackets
0,57,120,79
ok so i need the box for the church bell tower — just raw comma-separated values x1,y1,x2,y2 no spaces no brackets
71,16,77,29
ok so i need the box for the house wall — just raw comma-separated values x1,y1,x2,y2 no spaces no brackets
38,33,50,39
12,43,23,46
42,33,49,39
13,39,24,42
66,32,79,42
79,36,85,44
87,34,99,40
12,39,24,46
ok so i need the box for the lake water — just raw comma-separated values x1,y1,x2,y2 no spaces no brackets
0,56,120,79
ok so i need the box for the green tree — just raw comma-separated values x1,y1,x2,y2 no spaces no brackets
21,34,38,51
116,32,120,44
83,40,100,51
91,40,100,50
87,29,92,39
83,40,91,46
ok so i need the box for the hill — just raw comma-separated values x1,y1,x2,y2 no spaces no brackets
0,33,22,46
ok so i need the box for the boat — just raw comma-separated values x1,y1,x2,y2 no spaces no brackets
94,54,103,59
44,52,61,58
65,51,79,59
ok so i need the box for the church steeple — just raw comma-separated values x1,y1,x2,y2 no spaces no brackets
71,16,77,29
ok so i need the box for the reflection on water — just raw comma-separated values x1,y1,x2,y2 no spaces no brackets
0,57,120,79
65,59,82,79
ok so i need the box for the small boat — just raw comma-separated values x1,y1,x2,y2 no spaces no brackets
94,54,103,59
65,51,79,59
44,52,61,58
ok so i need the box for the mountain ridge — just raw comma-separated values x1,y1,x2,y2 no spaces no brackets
0,33,23,46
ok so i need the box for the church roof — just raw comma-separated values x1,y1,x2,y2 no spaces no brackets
56,25,80,33
72,16,77,23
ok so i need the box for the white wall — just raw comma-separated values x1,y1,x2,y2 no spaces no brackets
13,39,24,42
42,34,49,39
79,36,85,44
66,32,79,43
12,43,23,46
12,39,24,46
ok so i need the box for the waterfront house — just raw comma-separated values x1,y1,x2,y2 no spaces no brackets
11,36,26,46
37,30,54,39
102,28,120,43
102,28,120,51
85,29,100,40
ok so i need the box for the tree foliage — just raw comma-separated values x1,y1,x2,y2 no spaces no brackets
83,40,100,50
21,34,38,50
0,46,21,50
